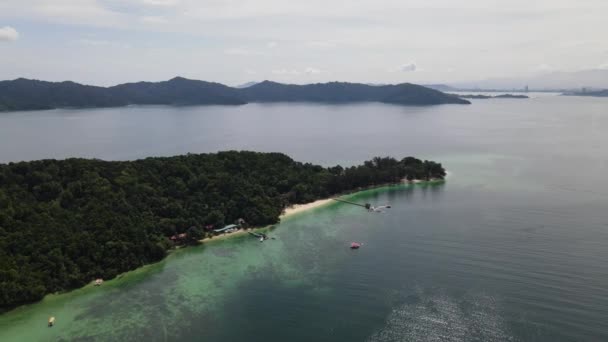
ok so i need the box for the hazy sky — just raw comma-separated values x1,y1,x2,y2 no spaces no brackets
1,0,607,86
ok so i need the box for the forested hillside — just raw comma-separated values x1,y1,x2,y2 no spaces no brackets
239,81,470,105
0,151,445,310
0,77,469,111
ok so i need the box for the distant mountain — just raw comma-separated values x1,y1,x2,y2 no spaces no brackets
0,77,469,111
240,81,469,105
455,94,529,99
109,77,246,105
235,81,259,88
0,77,245,111
0,78,126,111
450,69,608,91
564,89,608,97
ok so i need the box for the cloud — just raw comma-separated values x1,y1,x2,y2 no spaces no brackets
272,69,301,75
533,63,554,72
75,39,112,46
304,67,322,74
0,26,19,41
597,62,608,70
272,67,324,75
389,63,417,73
74,39,130,48
306,41,336,48
140,16,168,24
399,63,417,72
141,0,179,6
267,41,278,48
224,48,262,56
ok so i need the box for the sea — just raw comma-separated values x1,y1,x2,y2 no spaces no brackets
1,93,608,341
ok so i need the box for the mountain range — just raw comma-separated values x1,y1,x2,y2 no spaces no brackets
0,77,469,111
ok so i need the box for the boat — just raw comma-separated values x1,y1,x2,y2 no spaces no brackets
350,242,361,249
48,316,55,327
249,231,269,241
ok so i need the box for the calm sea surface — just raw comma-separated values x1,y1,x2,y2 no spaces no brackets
1,95,608,341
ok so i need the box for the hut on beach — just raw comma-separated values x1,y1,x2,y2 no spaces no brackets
212,224,239,234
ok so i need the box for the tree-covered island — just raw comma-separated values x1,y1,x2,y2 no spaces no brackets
0,151,445,310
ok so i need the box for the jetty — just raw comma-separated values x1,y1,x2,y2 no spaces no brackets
332,198,390,212
332,198,371,209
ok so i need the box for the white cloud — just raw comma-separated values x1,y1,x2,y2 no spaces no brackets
272,69,301,75
140,16,168,24
75,39,111,46
597,62,608,70
390,63,417,73
399,63,417,72
141,0,180,6
1,0,608,84
74,39,131,48
272,67,324,75
0,26,19,41
304,67,322,74
224,48,262,56
306,41,337,48
533,63,554,72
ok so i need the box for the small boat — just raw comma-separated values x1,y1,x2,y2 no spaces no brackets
350,242,361,249
94,278,103,286
248,232,263,238
48,316,55,327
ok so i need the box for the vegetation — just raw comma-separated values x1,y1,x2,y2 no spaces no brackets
0,77,469,112
0,151,445,310
239,81,470,105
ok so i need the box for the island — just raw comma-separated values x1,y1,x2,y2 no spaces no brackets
0,151,446,310
562,89,608,97
452,94,529,99
0,77,470,112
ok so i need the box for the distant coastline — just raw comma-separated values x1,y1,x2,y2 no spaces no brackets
453,94,529,99
562,89,608,97
0,77,469,112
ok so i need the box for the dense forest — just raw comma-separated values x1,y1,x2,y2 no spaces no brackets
0,77,469,111
0,151,445,310
239,80,470,105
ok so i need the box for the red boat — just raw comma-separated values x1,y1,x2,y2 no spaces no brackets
350,242,361,249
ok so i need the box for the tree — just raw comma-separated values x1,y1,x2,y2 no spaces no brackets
186,226,204,244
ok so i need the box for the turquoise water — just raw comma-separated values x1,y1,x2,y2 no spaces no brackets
1,96,608,341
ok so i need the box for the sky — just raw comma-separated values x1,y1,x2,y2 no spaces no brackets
1,0,607,86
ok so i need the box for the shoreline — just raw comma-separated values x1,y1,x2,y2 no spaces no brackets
199,198,336,243
199,178,444,244
0,177,445,315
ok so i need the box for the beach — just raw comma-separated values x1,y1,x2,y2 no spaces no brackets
280,198,335,219
200,198,335,243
